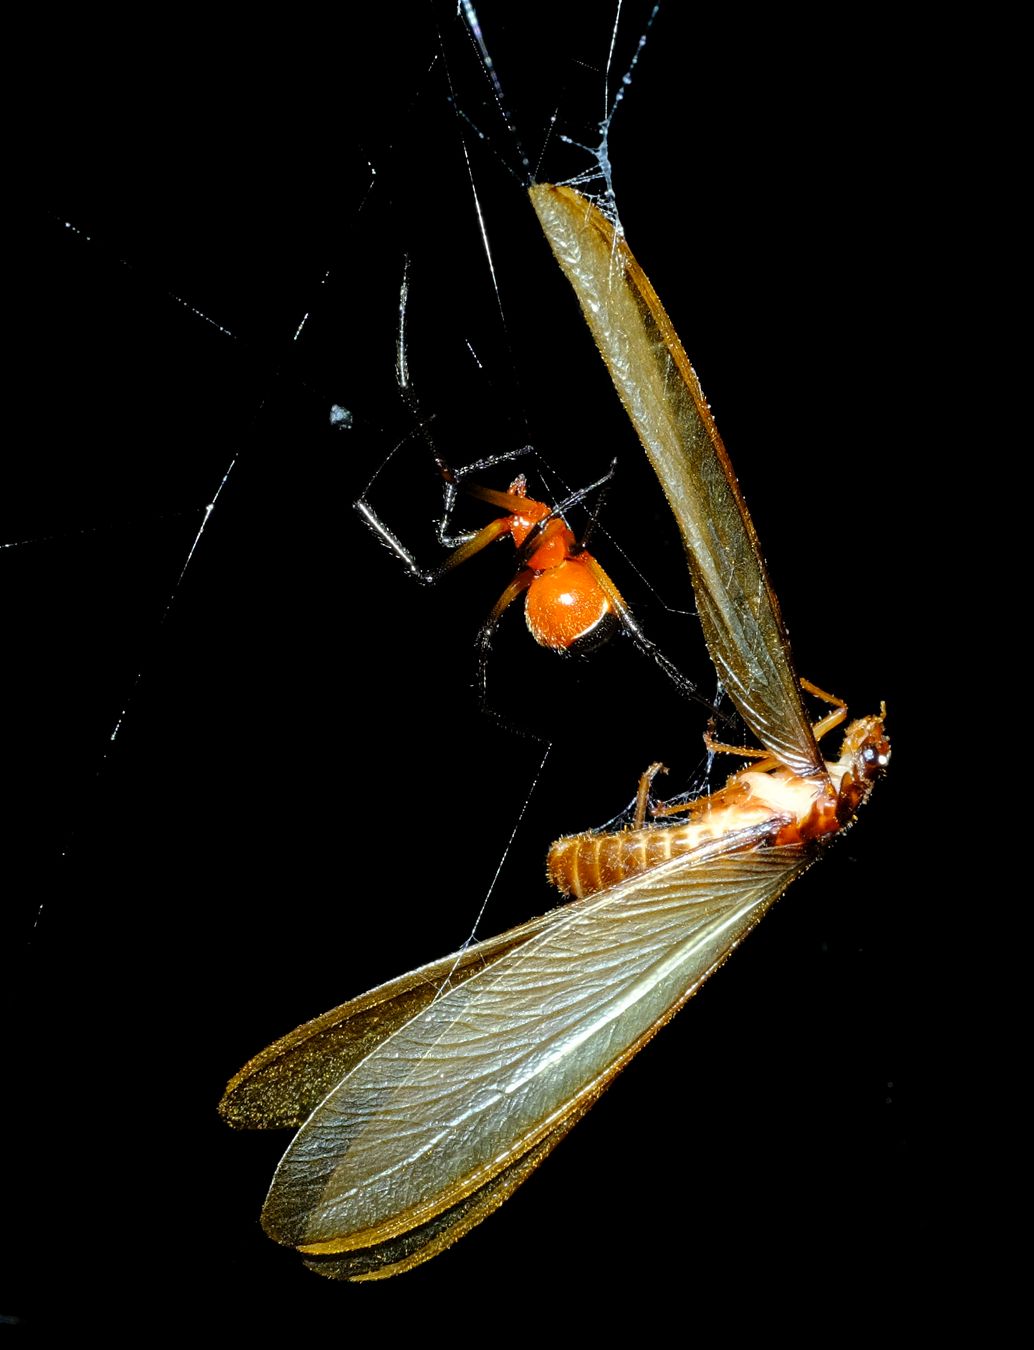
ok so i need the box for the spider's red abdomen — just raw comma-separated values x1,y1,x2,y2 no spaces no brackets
524,558,611,649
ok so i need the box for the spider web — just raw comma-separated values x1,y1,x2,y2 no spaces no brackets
9,2,911,1328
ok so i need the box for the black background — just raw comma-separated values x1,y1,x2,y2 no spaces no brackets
10,1,943,1331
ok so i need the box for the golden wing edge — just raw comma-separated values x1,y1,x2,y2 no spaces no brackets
263,845,813,1264
219,904,569,1130
299,1096,596,1280
529,182,823,779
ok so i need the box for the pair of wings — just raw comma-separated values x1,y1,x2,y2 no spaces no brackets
222,832,811,1279
220,186,826,1279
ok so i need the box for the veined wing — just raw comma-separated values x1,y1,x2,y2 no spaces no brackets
220,906,573,1130
300,1104,596,1281
530,185,823,780
260,835,810,1275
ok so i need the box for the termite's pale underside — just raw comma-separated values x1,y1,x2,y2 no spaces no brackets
219,184,889,1281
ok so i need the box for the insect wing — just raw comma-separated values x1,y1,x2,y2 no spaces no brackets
260,836,810,1273
530,185,824,780
219,905,573,1130
300,1106,593,1281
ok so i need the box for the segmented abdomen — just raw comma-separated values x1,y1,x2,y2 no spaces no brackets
546,825,682,899
546,800,782,899
546,773,797,900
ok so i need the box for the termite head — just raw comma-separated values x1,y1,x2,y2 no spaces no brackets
833,704,890,821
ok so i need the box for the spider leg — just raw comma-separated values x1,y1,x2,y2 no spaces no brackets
434,447,538,548
441,517,517,572
474,569,536,725
355,497,438,583
447,445,537,484
356,500,516,584
567,458,618,554
578,552,725,721
514,461,619,553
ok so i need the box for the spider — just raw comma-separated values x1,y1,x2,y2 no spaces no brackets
356,446,713,720
353,260,714,724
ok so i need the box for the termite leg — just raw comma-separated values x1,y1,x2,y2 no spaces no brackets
633,762,668,829
702,721,771,762
799,677,848,742
799,677,846,709
701,679,850,773
650,798,695,820
811,706,848,743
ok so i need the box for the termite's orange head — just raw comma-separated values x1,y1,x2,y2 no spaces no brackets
835,704,890,822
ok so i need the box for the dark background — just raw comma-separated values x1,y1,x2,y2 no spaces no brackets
9,1,943,1331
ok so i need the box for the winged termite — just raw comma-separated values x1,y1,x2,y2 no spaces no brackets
220,184,888,1281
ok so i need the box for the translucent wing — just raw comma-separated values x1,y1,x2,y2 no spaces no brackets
260,835,810,1277
300,1106,594,1282
220,906,571,1130
530,185,824,780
